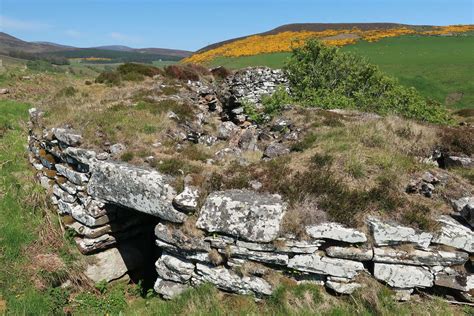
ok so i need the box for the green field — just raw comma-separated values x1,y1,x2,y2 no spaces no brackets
208,35,474,109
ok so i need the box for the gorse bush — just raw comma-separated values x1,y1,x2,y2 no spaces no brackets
285,40,450,124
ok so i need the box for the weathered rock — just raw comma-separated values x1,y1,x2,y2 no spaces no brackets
434,268,473,292
154,278,190,299
444,156,473,169
236,239,323,254
155,253,195,283
109,143,126,155
63,147,96,166
238,128,259,151
38,175,53,190
75,234,117,254
326,246,373,261
218,121,240,140
196,189,286,243
288,253,365,279
263,143,290,159
394,288,413,301
374,263,433,288
0,88,9,94
172,186,199,213
306,222,367,243
57,180,78,195
453,197,474,227
57,199,82,216
84,245,143,283
432,216,474,252
52,184,76,203
155,239,210,263
368,217,432,249
67,216,144,239
221,245,289,265
88,161,186,223
55,164,89,186
70,203,114,227
52,128,82,146
155,223,210,252
193,263,273,296
373,247,468,266
326,280,363,294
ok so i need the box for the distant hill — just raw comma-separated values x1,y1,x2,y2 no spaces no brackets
0,32,72,54
197,22,431,52
0,32,192,61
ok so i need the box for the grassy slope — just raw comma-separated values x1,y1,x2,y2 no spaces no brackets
0,100,53,314
207,35,474,109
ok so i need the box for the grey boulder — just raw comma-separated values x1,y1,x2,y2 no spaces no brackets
196,189,286,243
88,161,186,223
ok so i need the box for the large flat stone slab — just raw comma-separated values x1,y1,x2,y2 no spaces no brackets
368,217,432,249
193,263,273,296
306,223,367,243
196,189,286,242
84,245,143,283
87,161,186,223
432,216,474,253
374,263,433,288
373,247,468,266
288,253,365,279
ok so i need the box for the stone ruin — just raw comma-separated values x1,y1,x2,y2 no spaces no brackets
27,67,473,303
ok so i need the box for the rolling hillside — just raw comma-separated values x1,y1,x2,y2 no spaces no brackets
0,32,192,62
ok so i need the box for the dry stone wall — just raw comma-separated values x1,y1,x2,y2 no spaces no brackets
27,69,473,303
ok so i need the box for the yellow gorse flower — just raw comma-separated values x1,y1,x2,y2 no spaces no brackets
184,25,474,64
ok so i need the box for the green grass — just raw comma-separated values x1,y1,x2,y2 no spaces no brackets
0,100,59,315
207,35,474,109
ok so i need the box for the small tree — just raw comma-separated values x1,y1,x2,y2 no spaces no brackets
284,40,449,124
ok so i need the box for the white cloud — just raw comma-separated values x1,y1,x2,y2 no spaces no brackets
109,32,142,44
0,15,51,32
65,29,82,38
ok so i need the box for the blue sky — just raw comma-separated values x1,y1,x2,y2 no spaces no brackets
1,0,473,51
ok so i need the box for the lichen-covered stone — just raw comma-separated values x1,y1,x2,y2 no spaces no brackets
84,245,143,283
236,239,323,254
434,267,474,292
196,190,286,243
373,247,468,266
63,147,96,166
221,245,289,265
368,217,432,249
155,253,195,283
52,184,76,203
55,164,89,186
326,246,373,261
432,216,474,252
172,186,199,213
155,223,210,252
193,263,273,296
326,280,363,294
52,128,82,146
374,263,433,288
154,278,190,299
288,253,365,279
88,161,186,223
306,223,367,243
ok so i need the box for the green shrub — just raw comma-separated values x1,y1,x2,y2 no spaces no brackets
121,152,134,162
285,40,450,124
56,86,77,97
117,63,161,77
95,71,121,85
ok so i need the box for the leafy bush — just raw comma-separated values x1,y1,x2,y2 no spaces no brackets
95,63,161,85
285,40,450,124
117,63,162,78
95,71,121,85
